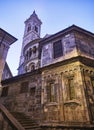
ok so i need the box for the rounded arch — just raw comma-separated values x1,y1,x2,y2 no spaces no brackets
29,62,35,71
27,24,31,32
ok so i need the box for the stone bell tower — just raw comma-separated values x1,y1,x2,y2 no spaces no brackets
18,11,42,74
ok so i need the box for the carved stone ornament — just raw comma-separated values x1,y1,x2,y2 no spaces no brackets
64,99,81,109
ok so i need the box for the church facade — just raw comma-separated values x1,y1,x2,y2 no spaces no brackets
0,12,94,130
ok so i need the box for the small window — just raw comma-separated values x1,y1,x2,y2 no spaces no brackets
53,40,63,58
29,48,32,58
30,87,35,96
35,26,38,32
1,87,9,97
27,24,31,32
33,46,37,53
46,82,57,102
68,77,75,100
20,82,28,93
31,64,35,71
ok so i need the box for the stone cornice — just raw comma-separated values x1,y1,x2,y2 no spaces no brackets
0,28,17,45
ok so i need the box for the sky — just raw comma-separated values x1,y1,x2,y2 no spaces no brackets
0,0,94,76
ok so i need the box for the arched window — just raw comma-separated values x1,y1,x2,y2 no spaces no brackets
31,64,35,71
35,26,38,32
33,46,37,53
28,63,35,72
27,24,31,32
29,48,32,58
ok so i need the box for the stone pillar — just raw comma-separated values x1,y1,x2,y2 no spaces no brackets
0,43,9,93
0,28,17,96
0,43,9,79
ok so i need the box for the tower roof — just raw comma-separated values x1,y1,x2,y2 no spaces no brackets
25,11,42,24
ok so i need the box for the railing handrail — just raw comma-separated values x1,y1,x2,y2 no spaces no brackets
0,103,25,130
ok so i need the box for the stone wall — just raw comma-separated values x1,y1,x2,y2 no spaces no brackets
1,61,94,128
41,33,78,67
75,31,94,59
41,61,94,125
1,73,42,121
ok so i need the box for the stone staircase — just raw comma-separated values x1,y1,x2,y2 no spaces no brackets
11,112,42,130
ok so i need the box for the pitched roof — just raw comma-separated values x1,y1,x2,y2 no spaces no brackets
40,25,94,43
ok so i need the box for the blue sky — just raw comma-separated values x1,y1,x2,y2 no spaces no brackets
0,0,94,75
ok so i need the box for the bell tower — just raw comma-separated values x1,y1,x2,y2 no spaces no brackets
23,10,42,45
18,11,42,74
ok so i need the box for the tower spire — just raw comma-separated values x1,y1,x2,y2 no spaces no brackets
33,10,35,14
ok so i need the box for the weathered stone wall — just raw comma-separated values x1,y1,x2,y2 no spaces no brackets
1,73,42,121
0,43,9,85
41,33,78,67
1,61,94,128
75,31,94,59
81,66,94,122
41,61,94,125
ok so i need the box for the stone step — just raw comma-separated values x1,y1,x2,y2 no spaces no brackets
17,121,36,124
24,126,40,129
21,122,38,126
11,112,41,130
25,128,42,130
14,119,37,125
15,118,36,122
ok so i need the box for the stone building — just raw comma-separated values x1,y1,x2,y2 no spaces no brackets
0,11,94,130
